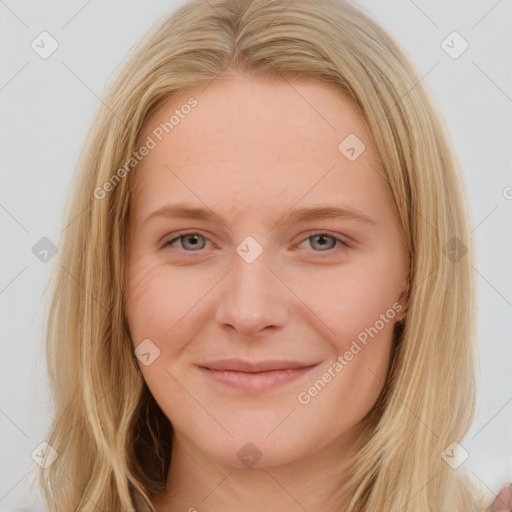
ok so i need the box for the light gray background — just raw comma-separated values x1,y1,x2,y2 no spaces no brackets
0,0,511,509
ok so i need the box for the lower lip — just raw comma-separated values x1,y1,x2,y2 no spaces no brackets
199,365,316,391
197,365,317,392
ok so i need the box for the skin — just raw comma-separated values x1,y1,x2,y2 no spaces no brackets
124,74,409,512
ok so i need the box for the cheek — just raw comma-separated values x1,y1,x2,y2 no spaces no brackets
288,255,403,345
124,257,225,399
125,257,205,344
287,253,402,405
125,261,168,342
125,259,204,419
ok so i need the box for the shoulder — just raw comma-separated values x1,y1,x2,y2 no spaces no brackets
486,482,512,511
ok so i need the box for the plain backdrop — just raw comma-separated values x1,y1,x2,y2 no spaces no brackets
0,0,511,509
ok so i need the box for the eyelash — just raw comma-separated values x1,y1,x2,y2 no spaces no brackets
161,230,351,255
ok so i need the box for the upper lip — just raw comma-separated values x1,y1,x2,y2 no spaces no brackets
199,358,318,373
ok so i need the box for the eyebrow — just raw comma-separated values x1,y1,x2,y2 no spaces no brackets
142,202,377,227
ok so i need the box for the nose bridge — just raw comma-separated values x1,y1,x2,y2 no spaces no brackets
213,241,288,335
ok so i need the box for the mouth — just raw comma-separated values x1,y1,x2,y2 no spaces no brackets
197,359,319,392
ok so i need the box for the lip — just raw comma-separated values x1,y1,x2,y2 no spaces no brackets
197,359,319,392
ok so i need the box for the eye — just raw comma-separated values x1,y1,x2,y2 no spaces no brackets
297,231,351,254
160,230,350,254
161,232,211,251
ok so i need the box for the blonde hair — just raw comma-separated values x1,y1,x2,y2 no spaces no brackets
38,0,489,510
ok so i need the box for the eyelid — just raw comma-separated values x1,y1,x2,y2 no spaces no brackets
161,230,215,249
298,230,351,247
161,230,351,252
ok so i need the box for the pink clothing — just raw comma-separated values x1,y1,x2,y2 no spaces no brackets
487,482,512,511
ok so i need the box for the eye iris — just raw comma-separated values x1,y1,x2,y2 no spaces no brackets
169,233,341,252
310,234,336,251
182,234,205,250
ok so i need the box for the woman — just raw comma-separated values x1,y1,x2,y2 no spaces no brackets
37,0,510,510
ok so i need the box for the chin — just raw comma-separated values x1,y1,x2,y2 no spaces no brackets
192,428,313,470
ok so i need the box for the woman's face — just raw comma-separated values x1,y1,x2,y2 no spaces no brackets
124,75,409,468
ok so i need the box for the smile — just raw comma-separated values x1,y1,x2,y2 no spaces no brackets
197,359,319,392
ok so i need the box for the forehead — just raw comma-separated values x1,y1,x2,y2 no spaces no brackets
130,74,391,223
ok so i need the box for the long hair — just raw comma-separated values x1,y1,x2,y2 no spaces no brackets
38,0,489,510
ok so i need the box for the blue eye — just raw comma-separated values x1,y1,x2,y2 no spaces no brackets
161,231,350,254
162,232,209,251
299,231,350,253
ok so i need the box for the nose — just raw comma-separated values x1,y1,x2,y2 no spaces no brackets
213,246,289,337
